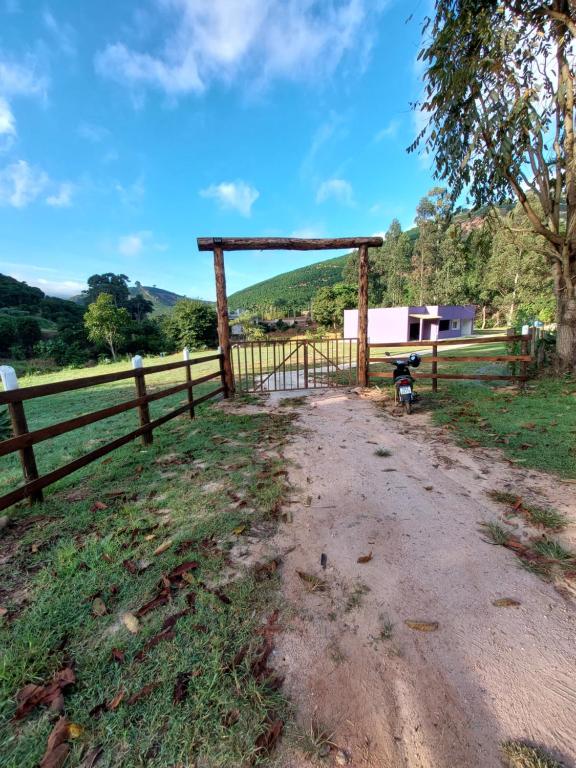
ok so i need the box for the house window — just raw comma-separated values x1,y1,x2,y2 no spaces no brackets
438,319,450,331
451,319,460,330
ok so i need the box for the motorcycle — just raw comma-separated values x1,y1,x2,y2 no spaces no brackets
385,352,421,414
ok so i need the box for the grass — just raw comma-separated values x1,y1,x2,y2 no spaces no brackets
430,374,576,478
501,740,564,768
0,350,224,498
480,521,510,546
0,395,298,767
374,447,392,457
487,491,568,531
531,539,575,565
297,720,336,761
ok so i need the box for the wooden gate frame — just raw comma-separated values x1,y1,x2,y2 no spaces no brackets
197,237,383,394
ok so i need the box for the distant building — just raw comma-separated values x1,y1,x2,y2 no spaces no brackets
343,305,475,344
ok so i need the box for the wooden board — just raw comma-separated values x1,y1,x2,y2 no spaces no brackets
197,236,383,251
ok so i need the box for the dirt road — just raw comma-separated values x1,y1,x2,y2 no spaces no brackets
266,389,576,768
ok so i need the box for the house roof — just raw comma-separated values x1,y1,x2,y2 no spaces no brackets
409,313,442,320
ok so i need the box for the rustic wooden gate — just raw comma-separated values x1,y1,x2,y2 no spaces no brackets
232,338,358,392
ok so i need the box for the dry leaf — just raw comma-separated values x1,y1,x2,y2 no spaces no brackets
492,598,521,607
357,551,373,564
40,717,70,768
14,666,75,720
67,723,84,739
92,598,107,617
296,570,327,592
404,620,439,632
173,672,191,704
232,524,247,535
121,612,140,634
90,501,108,512
111,648,125,663
107,689,125,711
30,542,40,553
153,539,173,556
255,719,283,754
127,683,158,706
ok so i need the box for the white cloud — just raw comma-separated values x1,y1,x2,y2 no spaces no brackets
0,96,16,150
0,160,74,209
96,0,375,98
115,176,145,207
374,119,399,141
43,10,77,57
316,178,354,205
200,180,259,217
78,122,110,143
46,182,74,207
0,55,49,147
118,231,150,256
0,160,48,207
117,230,166,256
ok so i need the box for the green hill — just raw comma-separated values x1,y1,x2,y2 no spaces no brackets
227,253,351,313
130,283,188,315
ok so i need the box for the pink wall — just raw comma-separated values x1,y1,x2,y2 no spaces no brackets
343,305,475,343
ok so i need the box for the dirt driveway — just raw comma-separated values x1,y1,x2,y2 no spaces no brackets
264,389,576,768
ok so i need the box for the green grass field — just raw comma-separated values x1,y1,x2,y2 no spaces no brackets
0,383,295,767
0,351,224,500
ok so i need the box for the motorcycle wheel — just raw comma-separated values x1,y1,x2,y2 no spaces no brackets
404,399,412,414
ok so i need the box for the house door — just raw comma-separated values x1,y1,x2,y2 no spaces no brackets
409,322,420,341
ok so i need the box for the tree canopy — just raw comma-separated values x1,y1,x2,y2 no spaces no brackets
84,293,131,360
414,0,576,368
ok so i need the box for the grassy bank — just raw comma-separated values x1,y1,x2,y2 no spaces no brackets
0,396,295,767
430,375,576,478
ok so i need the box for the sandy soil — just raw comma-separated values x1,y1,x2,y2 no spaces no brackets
258,389,576,768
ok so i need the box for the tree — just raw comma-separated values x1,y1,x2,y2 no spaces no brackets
128,294,154,322
15,317,42,354
84,293,131,360
81,273,131,307
414,0,576,369
163,300,218,349
312,283,358,329
0,316,18,356
410,188,452,305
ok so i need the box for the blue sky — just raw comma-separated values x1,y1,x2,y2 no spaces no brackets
0,0,435,301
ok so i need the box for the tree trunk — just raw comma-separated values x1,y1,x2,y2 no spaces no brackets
481,305,487,329
109,338,116,361
556,295,576,371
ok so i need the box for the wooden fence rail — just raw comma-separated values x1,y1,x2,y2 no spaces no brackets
0,351,226,512
368,332,533,391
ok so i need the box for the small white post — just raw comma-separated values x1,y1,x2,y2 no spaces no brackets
183,347,190,361
132,355,143,369
0,365,19,391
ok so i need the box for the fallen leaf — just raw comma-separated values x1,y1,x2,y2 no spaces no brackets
167,561,199,580
79,746,103,768
233,524,247,535
492,598,521,607
404,620,439,632
126,683,158,706
111,648,125,663
14,666,75,720
153,539,173,556
92,598,107,617
121,612,140,634
134,628,175,661
0,606,8,617
255,719,283,754
173,672,191,703
67,723,84,739
90,501,108,512
357,551,373,564
107,689,125,710
40,717,70,768
30,542,40,553
296,570,327,592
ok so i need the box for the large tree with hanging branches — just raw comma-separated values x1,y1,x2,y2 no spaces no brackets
413,0,576,369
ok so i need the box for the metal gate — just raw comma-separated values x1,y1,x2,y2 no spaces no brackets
232,338,358,392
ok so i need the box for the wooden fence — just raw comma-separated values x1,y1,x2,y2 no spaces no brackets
368,332,533,390
0,352,226,512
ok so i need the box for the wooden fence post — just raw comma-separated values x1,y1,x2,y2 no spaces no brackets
0,366,43,504
183,347,195,419
303,342,309,389
132,356,153,445
357,245,369,387
520,330,531,387
432,343,438,393
213,244,234,397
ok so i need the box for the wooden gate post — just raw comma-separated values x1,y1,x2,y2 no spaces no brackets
303,342,309,389
213,244,234,396
183,347,195,419
132,356,153,445
357,245,369,387
0,366,43,504
432,343,438,393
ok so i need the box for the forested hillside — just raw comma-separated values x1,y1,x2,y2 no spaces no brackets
227,254,350,314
